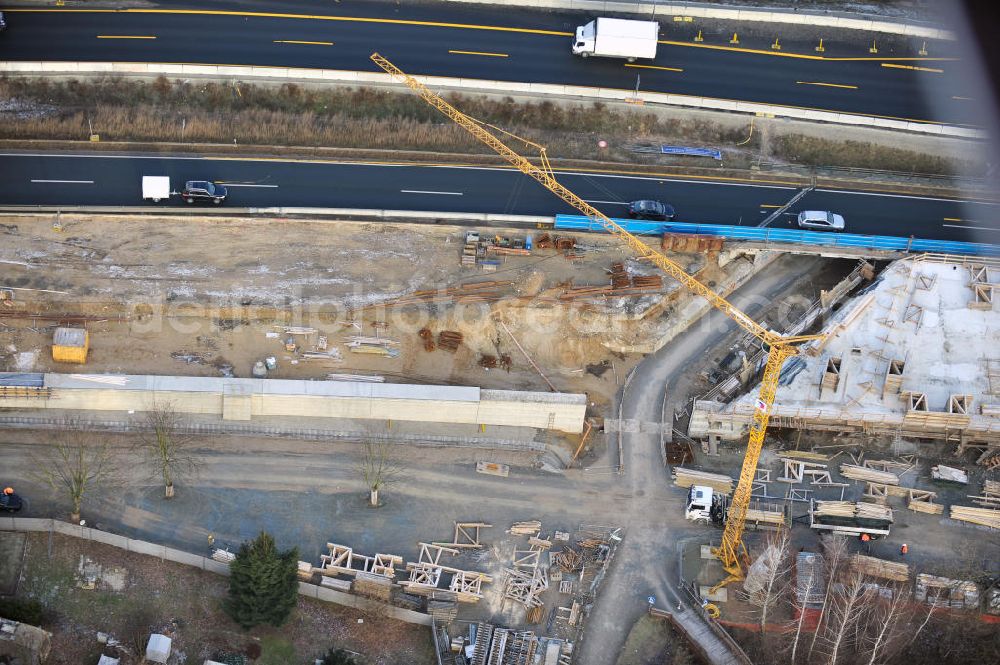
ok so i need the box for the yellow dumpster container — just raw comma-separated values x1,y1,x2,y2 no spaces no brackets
52,327,89,364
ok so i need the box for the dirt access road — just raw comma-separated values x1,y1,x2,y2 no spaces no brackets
577,254,826,665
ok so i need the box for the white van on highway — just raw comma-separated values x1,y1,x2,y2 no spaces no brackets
797,210,845,231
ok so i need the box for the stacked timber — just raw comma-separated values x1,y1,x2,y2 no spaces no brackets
353,571,393,601
984,480,1000,496
949,505,1000,528
850,554,909,582
509,521,541,536
672,468,734,493
814,501,893,523
297,561,315,581
437,330,464,352
427,596,459,624
915,574,979,609
839,464,899,485
907,489,943,515
782,450,830,462
745,506,786,526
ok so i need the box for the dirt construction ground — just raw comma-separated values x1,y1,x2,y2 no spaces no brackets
0,213,729,406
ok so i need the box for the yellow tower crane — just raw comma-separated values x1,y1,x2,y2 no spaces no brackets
371,53,823,589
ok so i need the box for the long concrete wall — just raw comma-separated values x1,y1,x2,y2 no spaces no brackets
0,373,588,434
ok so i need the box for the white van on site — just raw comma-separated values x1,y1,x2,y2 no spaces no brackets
797,210,845,231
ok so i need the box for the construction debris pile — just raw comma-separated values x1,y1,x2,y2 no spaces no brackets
302,524,497,617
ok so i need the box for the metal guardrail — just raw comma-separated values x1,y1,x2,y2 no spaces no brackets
554,215,1000,257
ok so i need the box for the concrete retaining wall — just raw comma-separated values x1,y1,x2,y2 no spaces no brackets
0,373,588,434
443,0,953,39
0,517,432,625
0,62,980,139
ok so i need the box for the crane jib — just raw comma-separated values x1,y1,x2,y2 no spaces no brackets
369,52,825,592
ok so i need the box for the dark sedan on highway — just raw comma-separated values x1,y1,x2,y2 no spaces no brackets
628,199,675,221
182,180,228,205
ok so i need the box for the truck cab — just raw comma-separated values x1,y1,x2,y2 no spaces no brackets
685,485,727,526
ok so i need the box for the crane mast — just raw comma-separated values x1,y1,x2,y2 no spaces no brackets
371,52,822,589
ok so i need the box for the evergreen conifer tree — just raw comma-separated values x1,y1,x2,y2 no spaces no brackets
223,531,299,629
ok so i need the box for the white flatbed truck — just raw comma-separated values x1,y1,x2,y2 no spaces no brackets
572,18,659,62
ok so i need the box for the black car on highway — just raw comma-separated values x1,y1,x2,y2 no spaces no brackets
181,180,228,205
627,199,675,221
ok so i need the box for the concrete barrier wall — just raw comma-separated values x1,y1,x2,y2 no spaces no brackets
0,374,587,433
442,0,953,39
0,62,981,139
2,518,433,626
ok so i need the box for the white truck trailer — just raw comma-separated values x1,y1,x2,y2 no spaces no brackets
572,18,659,61
141,176,171,203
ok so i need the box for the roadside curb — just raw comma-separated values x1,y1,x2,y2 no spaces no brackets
443,0,951,39
0,62,982,139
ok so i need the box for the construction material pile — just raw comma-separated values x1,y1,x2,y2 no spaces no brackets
508,521,541,536
850,554,908,582
355,281,513,311
949,504,1000,528
672,468,733,494
437,330,464,352
915,573,980,609
813,501,893,523
418,327,435,352
839,464,899,485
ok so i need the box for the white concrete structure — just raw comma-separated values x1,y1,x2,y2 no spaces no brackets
0,373,587,433
691,256,1000,447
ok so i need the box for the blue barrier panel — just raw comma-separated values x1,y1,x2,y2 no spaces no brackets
660,146,723,160
553,215,1000,257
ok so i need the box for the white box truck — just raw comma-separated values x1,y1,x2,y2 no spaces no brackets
572,18,658,61
142,176,171,203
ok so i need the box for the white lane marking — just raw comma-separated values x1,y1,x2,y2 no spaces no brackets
220,183,278,188
943,223,1000,232
10,154,997,204
818,188,1000,205
584,200,628,205
400,189,463,195
30,179,94,184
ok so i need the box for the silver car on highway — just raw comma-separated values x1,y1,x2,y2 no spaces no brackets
797,210,845,231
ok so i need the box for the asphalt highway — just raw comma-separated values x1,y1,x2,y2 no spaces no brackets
0,0,978,126
1,152,996,244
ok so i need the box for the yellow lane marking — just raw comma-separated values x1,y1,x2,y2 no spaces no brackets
11,9,960,64
625,63,683,72
952,96,973,101
97,35,156,39
656,38,958,62
796,81,858,90
881,63,943,73
760,204,782,208
943,217,964,222
449,50,508,57
9,8,571,36
274,40,333,46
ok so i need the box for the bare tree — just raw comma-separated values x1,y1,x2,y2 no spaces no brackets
823,570,870,665
788,554,818,664
744,528,792,633
135,401,200,498
860,582,911,665
30,429,119,523
357,440,401,507
808,536,849,661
